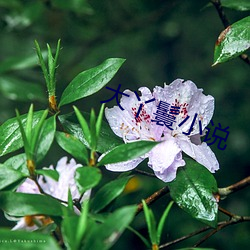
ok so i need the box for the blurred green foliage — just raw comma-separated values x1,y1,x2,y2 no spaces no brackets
0,0,249,249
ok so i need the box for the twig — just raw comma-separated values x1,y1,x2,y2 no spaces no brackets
159,224,212,249
134,169,156,178
218,206,235,218
211,0,230,27
193,216,250,247
136,186,169,215
159,216,250,249
218,176,250,198
211,0,250,66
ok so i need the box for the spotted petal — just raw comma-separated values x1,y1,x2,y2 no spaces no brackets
105,87,163,142
153,79,214,135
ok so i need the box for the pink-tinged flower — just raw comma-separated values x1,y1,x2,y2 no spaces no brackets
103,79,219,182
11,157,90,231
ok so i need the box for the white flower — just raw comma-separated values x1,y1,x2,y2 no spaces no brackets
103,79,219,182
12,157,90,231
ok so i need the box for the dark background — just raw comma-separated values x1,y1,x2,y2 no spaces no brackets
0,0,249,249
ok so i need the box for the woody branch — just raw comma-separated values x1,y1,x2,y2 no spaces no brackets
159,215,250,249
218,175,250,198
137,176,250,248
136,175,250,213
210,0,250,66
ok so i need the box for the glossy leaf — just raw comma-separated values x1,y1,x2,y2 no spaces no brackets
213,16,250,65
36,116,55,162
97,141,159,166
59,58,125,106
59,113,123,153
4,153,28,175
75,167,102,194
0,76,46,102
221,0,250,11
36,169,59,181
0,228,60,250
56,131,89,165
0,111,44,157
83,205,137,250
168,158,218,227
0,164,27,190
0,192,65,216
91,176,132,213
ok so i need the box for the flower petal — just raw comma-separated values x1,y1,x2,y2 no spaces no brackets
148,138,185,182
105,157,145,172
12,218,38,231
153,79,214,135
41,157,82,201
177,136,219,173
105,88,162,142
16,178,40,194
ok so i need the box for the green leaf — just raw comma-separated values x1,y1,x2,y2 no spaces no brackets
75,167,102,194
168,159,218,227
15,109,30,158
52,0,93,14
0,228,60,250
0,164,27,190
30,109,49,158
0,51,47,74
35,40,50,91
157,201,174,244
76,201,89,248
59,58,125,106
67,189,74,212
62,215,80,250
4,153,28,175
91,176,132,213
59,113,123,153
96,104,105,140
0,111,44,157
36,116,56,162
56,131,89,165
25,104,34,143
213,16,250,65
62,201,89,250
221,0,250,11
0,76,46,102
127,226,151,248
142,200,157,245
89,109,97,150
36,169,59,181
83,205,137,250
0,192,65,216
73,106,91,147
97,140,159,166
